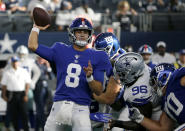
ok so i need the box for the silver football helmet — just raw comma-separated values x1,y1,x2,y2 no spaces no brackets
113,52,145,85
16,45,29,60
16,45,29,55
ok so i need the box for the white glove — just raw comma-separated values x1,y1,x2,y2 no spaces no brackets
129,107,144,123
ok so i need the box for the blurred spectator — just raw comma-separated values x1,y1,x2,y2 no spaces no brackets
16,45,41,130
55,0,73,31
0,0,6,11
174,49,185,68
1,56,31,131
27,0,50,13
75,0,95,18
167,0,185,12
34,56,54,131
124,44,133,52
50,0,61,13
6,0,27,13
141,0,165,12
138,44,156,69
114,0,138,31
152,41,176,64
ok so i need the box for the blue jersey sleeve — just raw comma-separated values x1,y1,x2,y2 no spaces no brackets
93,70,104,85
35,44,56,62
95,51,112,71
174,67,185,79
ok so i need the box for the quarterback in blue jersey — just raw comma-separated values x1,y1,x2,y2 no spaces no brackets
28,17,112,131
129,63,185,131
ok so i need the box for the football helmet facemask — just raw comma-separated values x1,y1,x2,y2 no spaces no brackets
113,52,145,85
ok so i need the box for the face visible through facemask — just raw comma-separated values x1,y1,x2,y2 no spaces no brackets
74,29,89,47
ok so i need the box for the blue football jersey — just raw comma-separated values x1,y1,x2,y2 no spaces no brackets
35,42,112,105
147,61,156,69
163,67,185,124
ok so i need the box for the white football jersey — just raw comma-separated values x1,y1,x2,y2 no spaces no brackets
19,57,41,89
123,64,152,105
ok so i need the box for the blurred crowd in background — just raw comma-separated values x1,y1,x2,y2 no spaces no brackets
0,0,185,32
0,0,185,130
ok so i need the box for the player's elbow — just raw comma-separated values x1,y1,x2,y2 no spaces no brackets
28,43,38,51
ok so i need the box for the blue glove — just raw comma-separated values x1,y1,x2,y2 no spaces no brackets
90,112,112,123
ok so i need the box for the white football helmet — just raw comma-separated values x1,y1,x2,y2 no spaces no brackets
16,45,29,59
16,45,29,55
113,52,145,85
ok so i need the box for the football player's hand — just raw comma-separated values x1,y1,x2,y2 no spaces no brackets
33,24,50,30
83,60,93,77
103,119,115,131
90,112,112,123
129,107,144,123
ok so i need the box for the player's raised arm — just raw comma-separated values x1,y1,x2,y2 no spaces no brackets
28,24,50,51
28,7,50,51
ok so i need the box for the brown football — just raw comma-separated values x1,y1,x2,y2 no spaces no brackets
33,7,51,27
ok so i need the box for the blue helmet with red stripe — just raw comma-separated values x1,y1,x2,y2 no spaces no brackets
138,44,153,55
94,32,120,59
68,17,94,46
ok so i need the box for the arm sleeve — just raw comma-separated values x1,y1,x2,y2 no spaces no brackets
93,69,104,85
25,71,31,84
175,67,185,79
35,44,56,62
1,72,7,85
31,62,41,84
95,51,112,71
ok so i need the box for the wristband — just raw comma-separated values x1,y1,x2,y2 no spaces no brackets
86,75,94,82
32,27,40,34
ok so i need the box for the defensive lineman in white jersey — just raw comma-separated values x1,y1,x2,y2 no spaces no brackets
94,52,153,131
112,64,152,131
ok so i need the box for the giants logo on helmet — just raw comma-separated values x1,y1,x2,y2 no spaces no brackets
104,36,113,44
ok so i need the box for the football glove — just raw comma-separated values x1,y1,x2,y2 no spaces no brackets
129,107,144,123
90,112,112,123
